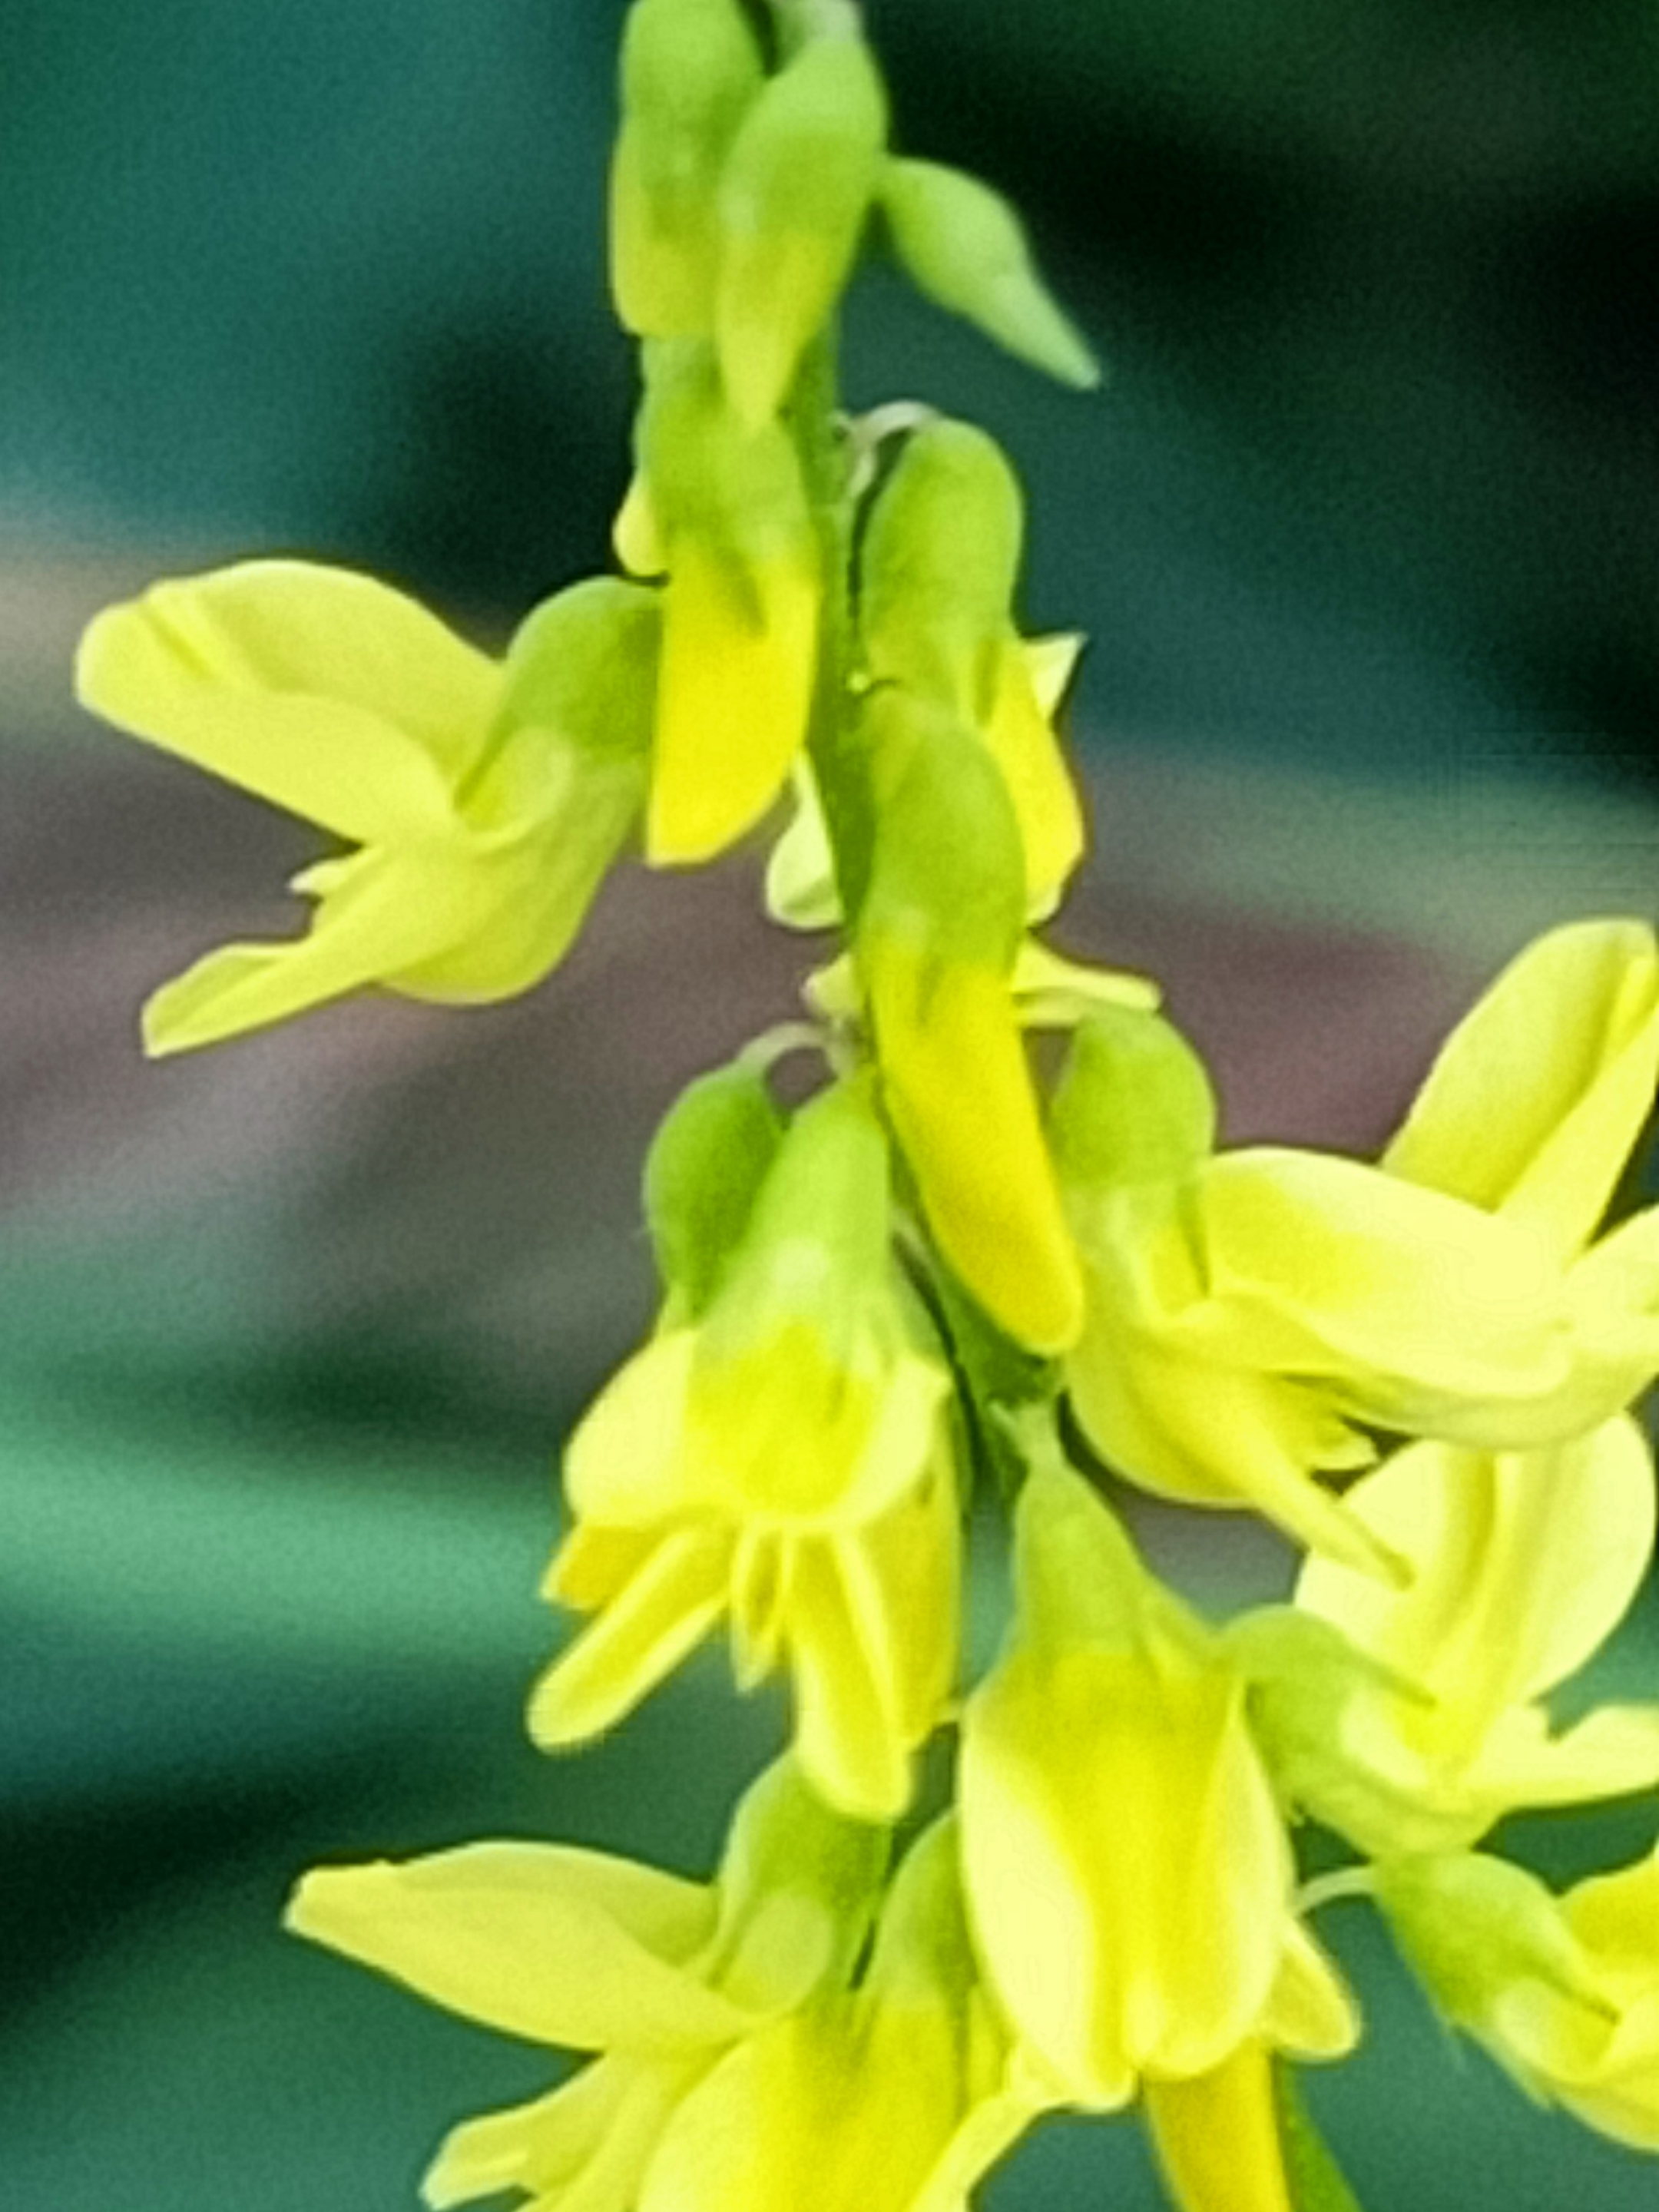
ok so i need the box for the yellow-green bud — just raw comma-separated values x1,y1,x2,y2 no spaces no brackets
715,32,888,426
860,419,1024,721
880,157,1101,389
637,342,820,863
492,576,661,767
858,689,1083,1353
1049,1003,1218,1198
611,0,765,335
644,1058,784,1317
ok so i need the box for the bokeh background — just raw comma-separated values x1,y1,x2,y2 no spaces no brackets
2,2,1658,2206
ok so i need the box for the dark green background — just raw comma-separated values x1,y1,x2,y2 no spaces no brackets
2,3,1658,2207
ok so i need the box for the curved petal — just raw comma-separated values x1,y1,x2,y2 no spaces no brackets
1296,1421,1657,1720
982,636,1084,917
647,540,817,865
960,1644,1288,2103
1195,1147,1571,1426
786,1541,913,1820
286,1842,748,2055
529,1525,733,1746
564,1332,699,1527
76,563,488,839
140,843,475,1055
1383,921,1659,1259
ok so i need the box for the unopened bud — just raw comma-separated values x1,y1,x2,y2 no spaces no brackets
716,33,888,425
880,157,1101,389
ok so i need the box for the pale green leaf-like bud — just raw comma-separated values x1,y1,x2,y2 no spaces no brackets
490,575,662,769
861,419,1024,722
611,0,766,335
880,156,1101,389
644,1058,785,1318
1050,1003,1219,1200
716,32,889,425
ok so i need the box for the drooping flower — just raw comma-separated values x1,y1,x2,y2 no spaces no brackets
75,564,659,1052
1054,1002,1583,1575
530,1075,959,1820
609,0,765,338
1381,918,1659,1439
637,1819,1051,2212
286,1757,888,2212
1379,1845,1659,2154
1234,1416,1659,1858
958,1444,1356,2115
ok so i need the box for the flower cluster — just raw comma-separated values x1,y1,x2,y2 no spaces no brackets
75,2,1659,2207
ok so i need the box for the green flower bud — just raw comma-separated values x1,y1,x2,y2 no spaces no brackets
716,32,888,426
491,575,662,768
860,419,1024,722
644,1058,785,1318
880,157,1101,389
1049,1003,1219,1199
611,0,766,335
637,341,820,862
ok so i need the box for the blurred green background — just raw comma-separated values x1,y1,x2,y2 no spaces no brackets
2,2,1658,2207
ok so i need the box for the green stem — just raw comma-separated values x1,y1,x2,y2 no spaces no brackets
785,327,875,923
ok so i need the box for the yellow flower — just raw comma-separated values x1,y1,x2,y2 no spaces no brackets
958,1450,1356,2113
1382,917,1659,1439
286,1757,888,2210
1055,1005,1580,1575
1247,1416,1659,1856
1379,1845,1659,2154
637,1820,1051,2212
530,1079,959,1819
75,564,658,1053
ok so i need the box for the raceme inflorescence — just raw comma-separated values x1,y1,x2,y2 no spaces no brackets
73,2,1659,2207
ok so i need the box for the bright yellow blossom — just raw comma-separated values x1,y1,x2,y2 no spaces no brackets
75,563,657,1053
958,1450,1356,2113
286,1757,887,2211
1382,918,1659,1439
530,1078,959,1818
1379,1844,1659,2154
1055,1005,1584,1575
1243,1417,1659,1856
639,1820,1051,2212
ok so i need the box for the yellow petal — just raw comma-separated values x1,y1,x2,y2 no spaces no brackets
528,1525,733,1747
1144,2044,1293,2212
140,842,472,1055
764,763,841,929
1384,920,1659,1260
869,947,1083,1353
286,1842,747,2055
1195,1147,1571,1429
564,1331,698,1527
960,1644,1288,2103
423,2062,655,2212
982,637,1084,916
647,538,817,864
76,562,490,839
1296,1420,1657,1726
786,1539,914,1820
